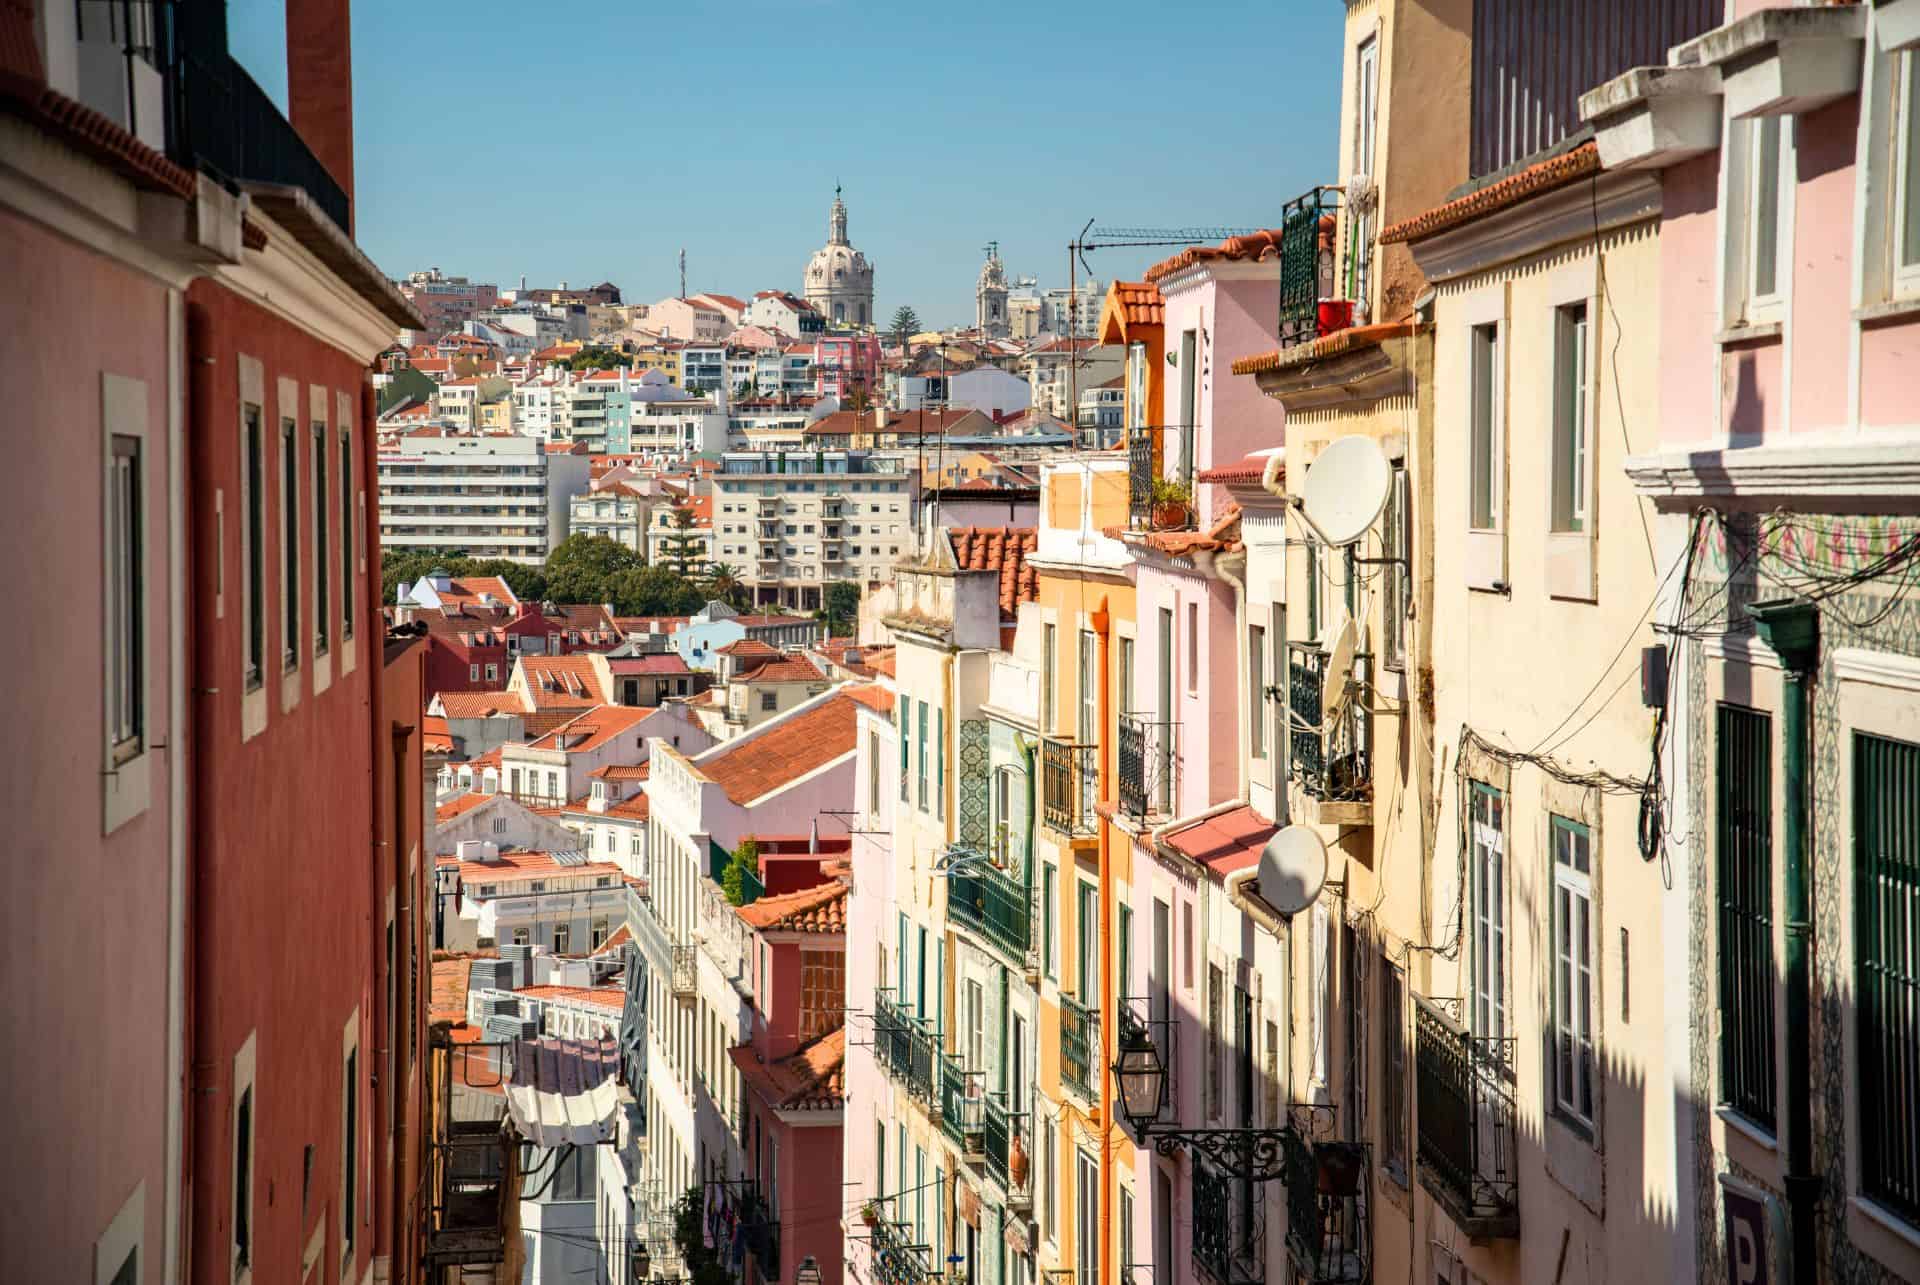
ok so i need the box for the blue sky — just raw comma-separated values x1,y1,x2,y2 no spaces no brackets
234,2,1345,326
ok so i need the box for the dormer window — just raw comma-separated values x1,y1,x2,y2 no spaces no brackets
592,781,606,801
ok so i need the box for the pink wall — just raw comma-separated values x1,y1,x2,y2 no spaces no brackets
1660,154,1727,447
0,207,178,1283
1787,97,1861,436
1860,320,1920,427
1159,273,1286,522
1132,564,1241,817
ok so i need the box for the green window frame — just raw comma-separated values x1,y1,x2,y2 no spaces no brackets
899,697,911,803
1077,881,1099,1006
918,702,929,812
1855,730,1920,1226
937,706,946,821
1118,903,1133,1003
1716,703,1776,1130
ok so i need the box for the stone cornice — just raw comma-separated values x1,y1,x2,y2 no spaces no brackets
1625,436,1920,503
1411,169,1661,286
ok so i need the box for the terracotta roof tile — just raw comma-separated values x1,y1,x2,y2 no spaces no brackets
717,639,781,659
737,655,827,684
1381,141,1601,245
435,792,495,824
526,704,652,753
1144,228,1285,284
947,526,1039,620
735,879,847,933
436,691,532,719
1196,451,1282,487
695,693,860,805
1230,321,1418,377
519,655,610,710
847,683,895,715
730,1028,846,1110
1162,804,1277,877
517,984,626,1011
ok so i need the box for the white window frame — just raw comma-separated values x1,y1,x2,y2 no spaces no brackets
1893,49,1920,295
1471,783,1507,1043
1309,901,1330,1087
102,373,153,832
1550,302,1590,535
95,1180,144,1285
1723,113,1793,329
311,409,330,666
1461,286,1508,590
1545,259,1600,601
1550,816,1596,1133
1747,116,1790,317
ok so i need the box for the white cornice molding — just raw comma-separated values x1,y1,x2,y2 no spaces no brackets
1155,258,1281,298
1832,646,1920,692
1413,170,1662,286
1625,435,1920,501
211,206,398,363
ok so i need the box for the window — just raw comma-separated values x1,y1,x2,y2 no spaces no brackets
1749,115,1787,306
1076,882,1098,1005
1469,323,1500,531
1178,329,1197,484
1042,1116,1058,1244
1042,623,1057,732
243,406,265,689
1043,863,1057,979
760,690,778,711
899,697,911,802
1248,624,1266,759
108,435,144,762
341,1043,358,1269
1552,303,1590,533
1117,635,1135,717
554,922,570,954
233,1084,254,1276
1119,1183,1135,1277
1304,540,1321,642
1383,466,1409,669
281,418,299,671
1206,963,1223,1118
1076,1149,1099,1285
1117,902,1133,1004
917,701,929,811
937,706,946,821
1185,602,1199,692
868,730,882,815
1383,963,1408,1180
485,663,498,682
312,424,329,655
1351,34,1380,303
340,433,353,639
1309,902,1329,1086
1550,816,1595,1131
1471,783,1507,1041
965,978,985,1070
1855,731,1920,1227
1716,704,1776,1130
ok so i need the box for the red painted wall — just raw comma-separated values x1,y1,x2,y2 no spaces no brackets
185,278,380,1285
379,635,430,1280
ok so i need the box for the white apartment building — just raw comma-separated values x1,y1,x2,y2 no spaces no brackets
378,432,591,565
709,450,918,611
569,481,652,550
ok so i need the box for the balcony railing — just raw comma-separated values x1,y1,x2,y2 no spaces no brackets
1284,1133,1372,1284
948,861,1031,963
1287,642,1371,808
1128,432,1155,528
1060,995,1099,1101
874,991,938,1104
982,1094,1022,1194
1041,738,1097,838
1277,185,1357,353
939,1056,984,1152
1117,715,1179,821
171,38,352,235
670,943,697,1001
865,1209,934,1285
1192,1158,1264,1285
1414,995,1519,1239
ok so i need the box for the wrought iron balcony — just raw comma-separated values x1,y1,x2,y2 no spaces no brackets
1041,738,1098,838
424,1028,511,1270
1277,185,1360,353
873,991,938,1104
670,943,697,1001
1128,432,1155,528
1192,1158,1265,1285
982,1094,1020,1193
939,1055,985,1153
1284,1130,1372,1284
1287,642,1371,816
1117,715,1179,822
864,1208,934,1285
1060,994,1099,1101
1415,995,1520,1239
948,859,1031,963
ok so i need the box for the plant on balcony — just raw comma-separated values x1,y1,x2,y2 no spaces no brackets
1149,476,1193,530
722,835,762,906
671,1185,733,1285
860,1200,882,1227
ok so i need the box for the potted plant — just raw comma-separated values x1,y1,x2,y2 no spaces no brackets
1150,477,1193,530
859,1200,881,1228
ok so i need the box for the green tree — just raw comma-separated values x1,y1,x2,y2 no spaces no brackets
564,346,632,372
607,565,705,616
889,305,922,347
820,580,861,635
702,562,748,611
721,835,761,907
655,506,706,577
468,557,548,604
543,534,643,605
670,1186,732,1285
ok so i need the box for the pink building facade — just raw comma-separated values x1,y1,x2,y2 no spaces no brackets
1592,4,1920,1279
813,333,884,401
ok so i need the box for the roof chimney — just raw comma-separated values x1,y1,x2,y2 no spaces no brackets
285,0,356,229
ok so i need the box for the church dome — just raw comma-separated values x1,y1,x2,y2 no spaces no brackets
802,186,875,327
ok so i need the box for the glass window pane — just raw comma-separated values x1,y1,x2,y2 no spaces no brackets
1753,116,1782,299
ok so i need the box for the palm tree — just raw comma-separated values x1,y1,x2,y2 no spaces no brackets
703,562,748,610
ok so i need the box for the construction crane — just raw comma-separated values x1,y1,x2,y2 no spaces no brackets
1063,219,1268,442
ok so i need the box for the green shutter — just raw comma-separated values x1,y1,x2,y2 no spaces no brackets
937,707,946,820
1716,703,1777,1129
1856,730,1920,1224
899,697,911,802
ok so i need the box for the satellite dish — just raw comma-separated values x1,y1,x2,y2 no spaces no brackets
1300,434,1392,546
1321,614,1358,716
1258,826,1328,916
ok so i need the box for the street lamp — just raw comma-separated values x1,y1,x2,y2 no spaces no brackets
1113,1021,1166,1133
795,1255,823,1285
630,1241,651,1281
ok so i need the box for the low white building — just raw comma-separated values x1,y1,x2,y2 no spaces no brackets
378,432,591,564
569,480,652,550
437,842,629,953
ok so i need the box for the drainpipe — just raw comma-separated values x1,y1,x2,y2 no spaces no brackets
1091,596,1115,1285
164,287,189,1285
1749,598,1819,1285
1223,868,1285,938
361,373,392,1285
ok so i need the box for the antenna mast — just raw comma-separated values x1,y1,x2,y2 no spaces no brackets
679,249,687,300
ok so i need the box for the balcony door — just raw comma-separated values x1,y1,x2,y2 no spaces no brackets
1077,629,1098,820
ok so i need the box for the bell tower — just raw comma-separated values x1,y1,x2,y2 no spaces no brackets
976,240,1009,339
